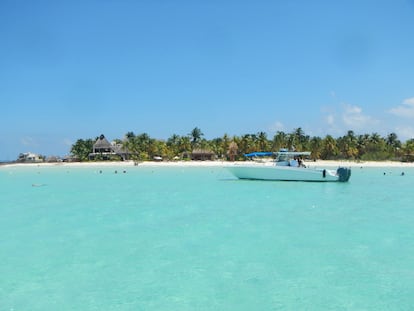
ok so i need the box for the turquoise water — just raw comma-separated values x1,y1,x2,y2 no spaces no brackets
1,165,414,310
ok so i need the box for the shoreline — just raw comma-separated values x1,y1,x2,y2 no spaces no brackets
2,159,414,168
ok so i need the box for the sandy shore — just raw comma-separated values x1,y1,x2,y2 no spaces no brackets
2,159,414,168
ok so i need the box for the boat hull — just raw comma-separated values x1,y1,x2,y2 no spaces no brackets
227,165,350,182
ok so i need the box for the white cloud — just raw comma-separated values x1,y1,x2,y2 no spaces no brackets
63,138,73,146
21,136,38,147
320,103,380,136
342,103,379,130
325,114,335,125
394,126,414,141
268,121,285,133
389,97,414,118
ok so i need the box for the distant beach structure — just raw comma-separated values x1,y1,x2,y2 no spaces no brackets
17,152,44,163
88,134,129,161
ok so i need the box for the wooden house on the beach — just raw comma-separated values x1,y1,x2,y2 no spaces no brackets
89,134,128,160
183,149,216,161
92,134,113,154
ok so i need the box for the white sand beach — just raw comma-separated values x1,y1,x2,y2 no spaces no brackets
2,159,414,168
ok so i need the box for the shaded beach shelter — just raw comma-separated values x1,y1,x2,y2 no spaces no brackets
90,134,129,161
93,134,113,153
184,149,216,161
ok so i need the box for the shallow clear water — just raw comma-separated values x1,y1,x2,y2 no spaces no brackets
1,165,413,310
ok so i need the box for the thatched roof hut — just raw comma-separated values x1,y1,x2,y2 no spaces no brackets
88,134,131,161
184,149,216,161
93,134,113,153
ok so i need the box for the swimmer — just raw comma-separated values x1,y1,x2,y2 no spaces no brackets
32,183,45,187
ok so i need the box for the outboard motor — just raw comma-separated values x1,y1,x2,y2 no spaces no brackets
337,167,351,182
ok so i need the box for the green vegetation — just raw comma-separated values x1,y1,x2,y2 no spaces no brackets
70,139,94,161
70,127,414,162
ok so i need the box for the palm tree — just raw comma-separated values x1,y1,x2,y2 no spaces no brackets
272,131,288,151
309,136,323,160
386,132,401,158
321,135,338,159
227,141,238,161
403,139,414,160
257,131,269,151
189,127,204,149
70,138,94,161
357,134,370,158
239,134,255,155
290,127,308,151
221,134,231,159
125,131,135,139
338,130,358,159
124,133,153,161
167,134,181,157
151,140,168,159
178,136,191,153
210,137,224,159
286,133,296,151
363,133,387,160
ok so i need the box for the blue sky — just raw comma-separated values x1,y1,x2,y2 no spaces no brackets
1,0,414,160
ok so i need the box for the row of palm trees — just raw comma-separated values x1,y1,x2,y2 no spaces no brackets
70,127,414,162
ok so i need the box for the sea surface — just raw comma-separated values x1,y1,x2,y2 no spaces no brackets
1,164,414,310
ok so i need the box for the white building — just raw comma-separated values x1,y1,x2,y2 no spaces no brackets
17,152,44,163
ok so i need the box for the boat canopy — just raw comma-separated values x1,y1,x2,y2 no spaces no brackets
245,150,312,157
276,151,311,156
244,152,274,157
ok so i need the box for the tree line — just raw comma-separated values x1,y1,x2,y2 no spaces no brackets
70,127,414,162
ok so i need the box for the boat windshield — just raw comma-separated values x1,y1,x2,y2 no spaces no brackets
276,153,289,162
275,150,311,166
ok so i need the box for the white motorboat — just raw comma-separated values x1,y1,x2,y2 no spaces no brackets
227,150,351,182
